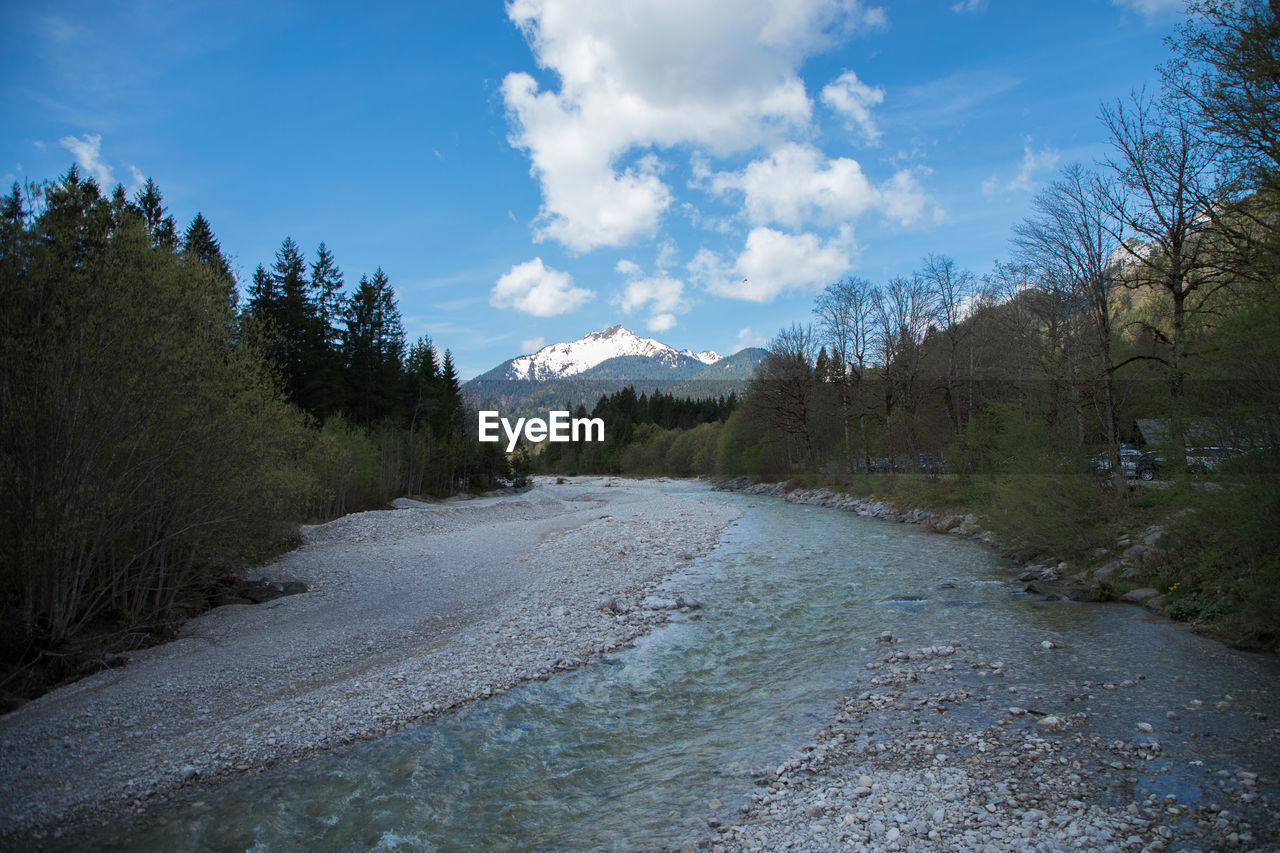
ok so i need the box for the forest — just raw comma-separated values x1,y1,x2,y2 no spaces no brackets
0,169,512,700
539,0,1280,644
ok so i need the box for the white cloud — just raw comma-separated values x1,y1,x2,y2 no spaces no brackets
951,0,987,12
59,133,112,186
521,336,547,353
983,138,1060,195
735,327,769,350
690,226,855,303
648,313,677,332
490,257,595,317
126,164,146,194
707,143,931,228
1112,0,1185,17
615,258,690,330
502,0,885,252
820,70,884,144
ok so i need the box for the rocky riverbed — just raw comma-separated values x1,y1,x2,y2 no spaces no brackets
705,638,1278,852
0,477,740,845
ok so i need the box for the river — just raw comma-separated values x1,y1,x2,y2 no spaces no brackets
64,485,1280,851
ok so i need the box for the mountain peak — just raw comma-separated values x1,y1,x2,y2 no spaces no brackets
483,325,722,382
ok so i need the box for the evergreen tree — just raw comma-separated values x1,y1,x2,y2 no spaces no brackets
182,212,236,313
310,242,346,352
342,267,405,424
269,237,318,408
132,177,177,250
246,264,279,324
306,242,346,419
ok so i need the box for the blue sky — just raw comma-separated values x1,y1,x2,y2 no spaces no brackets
2,0,1187,378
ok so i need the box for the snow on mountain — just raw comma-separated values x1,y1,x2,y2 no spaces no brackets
496,325,721,381
681,349,723,365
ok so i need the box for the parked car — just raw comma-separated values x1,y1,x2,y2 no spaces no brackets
867,457,903,473
1088,444,1161,481
1185,446,1238,473
918,454,947,475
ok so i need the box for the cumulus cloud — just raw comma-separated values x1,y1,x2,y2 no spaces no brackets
735,327,769,350
648,313,677,332
707,143,931,228
502,0,885,252
951,0,987,12
490,257,595,317
820,70,884,143
983,138,1060,195
521,336,547,353
615,258,690,331
126,164,146,194
689,226,855,303
59,133,113,186
1112,0,1185,17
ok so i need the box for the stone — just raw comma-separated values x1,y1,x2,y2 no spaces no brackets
1121,588,1159,604
1092,561,1123,585
1037,715,1065,730
1137,722,1154,733
1123,544,1150,562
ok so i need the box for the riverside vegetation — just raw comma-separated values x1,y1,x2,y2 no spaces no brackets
538,1,1280,649
0,172,518,707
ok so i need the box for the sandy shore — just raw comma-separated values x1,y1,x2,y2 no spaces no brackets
0,477,740,844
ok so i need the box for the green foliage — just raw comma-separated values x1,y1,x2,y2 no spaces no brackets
0,168,516,685
0,169,313,648
540,385,737,476
1158,463,1280,642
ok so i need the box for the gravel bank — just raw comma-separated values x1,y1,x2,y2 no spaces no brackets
0,477,739,845
707,640,1278,852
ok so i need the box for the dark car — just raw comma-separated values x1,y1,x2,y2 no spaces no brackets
1088,444,1160,481
918,454,947,475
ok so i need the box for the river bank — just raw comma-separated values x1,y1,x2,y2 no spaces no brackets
711,478,1220,635
701,478,1280,853
712,638,1278,852
0,477,740,845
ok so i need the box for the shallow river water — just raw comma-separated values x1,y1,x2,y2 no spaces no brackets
73,487,1280,851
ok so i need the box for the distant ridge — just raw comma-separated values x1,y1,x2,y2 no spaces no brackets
474,324,722,383
463,326,764,416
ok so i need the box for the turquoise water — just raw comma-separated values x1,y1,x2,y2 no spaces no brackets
70,491,1280,851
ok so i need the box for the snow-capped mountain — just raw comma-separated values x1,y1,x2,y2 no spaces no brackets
479,325,722,382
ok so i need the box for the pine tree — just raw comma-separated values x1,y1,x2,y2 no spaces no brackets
132,177,177,250
306,242,346,419
246,264,279,324
270,237,318,408
342,267,405,424
182,212,236,313
310,243,346,352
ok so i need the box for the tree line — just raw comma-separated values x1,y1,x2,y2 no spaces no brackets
539,386,737,475
742,0,1278,488
593,0,1279,640
0,167,512,691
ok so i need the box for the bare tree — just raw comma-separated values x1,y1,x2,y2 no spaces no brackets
1015,164,1127,491
814,277,877,470
1102,91,1227,480
919,254,975,435
872,275,934,470
750,323,818,470
1165,0,1280,199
